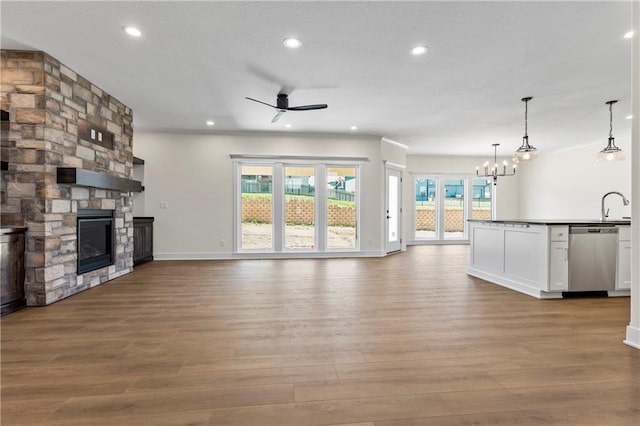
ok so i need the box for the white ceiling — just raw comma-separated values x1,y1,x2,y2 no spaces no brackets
1,1,634,155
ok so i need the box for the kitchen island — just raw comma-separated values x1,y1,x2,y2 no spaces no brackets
467,219,631,299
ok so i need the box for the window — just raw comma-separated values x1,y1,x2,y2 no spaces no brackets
240,165,273,250
285,166,316,250
471,178,492,221
327,166,358,250
414,175,493,242
415,178,436,239
236,160,360,253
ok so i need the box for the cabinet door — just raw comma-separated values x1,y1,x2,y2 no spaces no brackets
133,223,145,262
549,241,568,291
616,242,631,290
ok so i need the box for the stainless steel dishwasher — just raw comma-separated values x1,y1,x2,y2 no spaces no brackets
568,226,618,292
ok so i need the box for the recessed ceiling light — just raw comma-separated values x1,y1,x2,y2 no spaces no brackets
350,125,358,131
623,30,634,39
285,123,292,128
626,115,633,120
123,26,142,37
283,37,302,49
206,120,215,126
410,45,428,55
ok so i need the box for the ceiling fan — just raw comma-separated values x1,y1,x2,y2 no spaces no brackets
245,93,327,123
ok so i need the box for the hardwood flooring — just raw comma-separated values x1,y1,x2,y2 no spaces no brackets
1,245,638,425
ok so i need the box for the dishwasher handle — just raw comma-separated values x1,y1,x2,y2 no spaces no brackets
570,226,618,235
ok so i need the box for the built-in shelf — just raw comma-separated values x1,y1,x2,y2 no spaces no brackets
57,168,143,192
133,156,145,165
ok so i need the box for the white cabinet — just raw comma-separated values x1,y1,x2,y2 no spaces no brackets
617,226,631,290
547,226,568,292
549,242,569,291
468,221,630,299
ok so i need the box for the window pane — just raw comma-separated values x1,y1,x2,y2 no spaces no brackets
444,178,464,239
388,174,399,242
327,166,357,249
241,165,273,250
415,178,436,239
285,166,315,250
472,178,492,220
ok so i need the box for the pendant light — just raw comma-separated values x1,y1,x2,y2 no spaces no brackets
476,143,516,186
513,97,539,162
596,100,625,162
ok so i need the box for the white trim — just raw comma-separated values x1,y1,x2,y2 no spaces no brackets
408,240,470,246
154,250,386,260
383,161,406,170
467,267,562,299
381,137,409,150
625,325,640,349
230,154,369,162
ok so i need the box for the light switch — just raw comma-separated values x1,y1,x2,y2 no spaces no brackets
160,201,169,209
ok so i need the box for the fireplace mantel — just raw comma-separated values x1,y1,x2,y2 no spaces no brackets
57,168,143,192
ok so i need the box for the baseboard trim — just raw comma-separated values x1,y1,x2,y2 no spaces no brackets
624,325,640,349
467,267,562,299
154,250,386,260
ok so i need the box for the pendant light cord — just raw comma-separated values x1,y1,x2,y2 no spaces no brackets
524,99,528,138
609,101,613,139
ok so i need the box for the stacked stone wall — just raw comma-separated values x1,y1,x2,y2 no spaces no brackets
1,50,134,305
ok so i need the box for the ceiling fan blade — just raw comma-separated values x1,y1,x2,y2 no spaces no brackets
245,97,276,108
271,110,286,123
287,104,328,111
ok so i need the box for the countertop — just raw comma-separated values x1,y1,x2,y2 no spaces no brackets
468,219,631,226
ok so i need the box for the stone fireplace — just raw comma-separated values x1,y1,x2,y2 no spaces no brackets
0,50,137,305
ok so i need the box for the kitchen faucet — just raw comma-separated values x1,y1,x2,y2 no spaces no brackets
601,191,629,221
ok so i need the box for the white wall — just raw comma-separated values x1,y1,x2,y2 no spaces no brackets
518,139,632,220
133,132,385,258
404,154,521,243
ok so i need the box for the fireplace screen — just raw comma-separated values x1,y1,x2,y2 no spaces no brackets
77,210,114,274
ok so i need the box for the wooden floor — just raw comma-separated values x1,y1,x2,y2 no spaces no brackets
1,245,639,425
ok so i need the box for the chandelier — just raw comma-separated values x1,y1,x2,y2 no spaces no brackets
513,96,539,162
477,143,516,186
596,100,624,162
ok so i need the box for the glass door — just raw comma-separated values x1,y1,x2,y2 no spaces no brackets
385,167,402,253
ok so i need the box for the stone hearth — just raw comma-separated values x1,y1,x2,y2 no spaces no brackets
0,50,135,305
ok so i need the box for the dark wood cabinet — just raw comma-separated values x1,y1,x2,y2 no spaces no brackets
1,228,26,316
133,217,154,266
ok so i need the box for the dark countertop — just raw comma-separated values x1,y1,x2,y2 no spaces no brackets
468,219,631,226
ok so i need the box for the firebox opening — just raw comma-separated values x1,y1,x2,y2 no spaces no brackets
77,209,115,274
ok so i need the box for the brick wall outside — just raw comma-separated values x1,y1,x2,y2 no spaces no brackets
416,208,491,231
1,50,134,305
242,197,356,227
